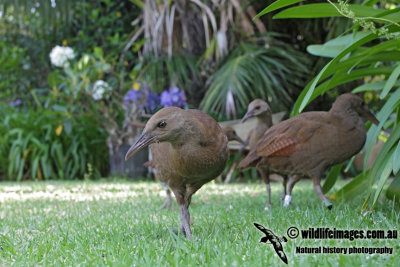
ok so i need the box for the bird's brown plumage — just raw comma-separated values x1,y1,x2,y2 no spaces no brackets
221,126,246,145
126,107,229,239
241,99,289,210
241,99,273,149
147,125,244,210
239,94,379,208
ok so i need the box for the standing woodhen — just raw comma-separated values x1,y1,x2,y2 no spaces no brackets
241,99,287,210
145,125,242,210
125,107,229,240
241,99,273,149
239,94,379,209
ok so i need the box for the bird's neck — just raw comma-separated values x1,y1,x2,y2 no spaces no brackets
169,119,207,148
256,112,273,128
330,107,362,127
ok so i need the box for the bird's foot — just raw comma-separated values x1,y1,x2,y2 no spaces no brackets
324,199,333,210
283,195,292,207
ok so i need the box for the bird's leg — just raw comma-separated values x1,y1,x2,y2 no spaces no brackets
259,168,271,211
283,175,301,207
160,188,172,209
281,176,287,200
312,176,332,210
179,194,192,240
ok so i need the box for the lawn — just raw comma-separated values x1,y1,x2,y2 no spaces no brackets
0,179,398,266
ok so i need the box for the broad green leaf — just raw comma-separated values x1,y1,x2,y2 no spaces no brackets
393,140,400,174
293,31,378,114
307,45,346,58
94,47,103,58
371,154,394,210
352,81,390,93
274,4,400,21
332,170,370,201
322,163,343,194
64,119,72,134
386,175,400,201
307,32,371,58
380,63,400,99
254,0,305,19
364,89,400,169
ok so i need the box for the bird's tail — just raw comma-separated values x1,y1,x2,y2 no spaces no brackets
238,150,260,169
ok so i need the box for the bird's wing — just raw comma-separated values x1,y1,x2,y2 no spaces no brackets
256,116,324,158
274,249,288,264
254,223,269,234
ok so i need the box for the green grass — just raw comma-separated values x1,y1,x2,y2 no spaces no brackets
0,179,399,266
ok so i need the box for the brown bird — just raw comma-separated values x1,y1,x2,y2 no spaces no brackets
125,107,229,240
239,94,379,209
241,99,287,210
146,125,243,210
241,99,273,149
221,126,246,145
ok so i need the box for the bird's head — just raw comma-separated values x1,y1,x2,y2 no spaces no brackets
125,107,186,160
241,99,271,123
331,93,379,125
221,126,245,144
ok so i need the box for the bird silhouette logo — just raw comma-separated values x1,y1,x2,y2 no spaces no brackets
254,223,288,264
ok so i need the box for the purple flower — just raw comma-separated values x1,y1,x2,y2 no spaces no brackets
145,92,160,112
124,83,160,112
160,87,186,108
10,99,21,107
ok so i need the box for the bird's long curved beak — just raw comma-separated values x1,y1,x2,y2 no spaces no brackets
233,135,246,145
365,111,379,126
241,111,253,123
125,132,156,160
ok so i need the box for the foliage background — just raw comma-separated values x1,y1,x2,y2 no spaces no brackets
0,0,398,211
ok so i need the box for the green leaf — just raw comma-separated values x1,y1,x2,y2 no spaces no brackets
254,0,305,19
386,176,400,201
307,45,348,58
274,4,400,21
332,170,370,201
293,30,378,115
352,81,388,93
371,154,394,210
307,32,371,58
380,63,400,99
64,119,72,134
129,0,144,8
322,163,343,194
94,47,103,58
393,140,400,174
364,89,400,169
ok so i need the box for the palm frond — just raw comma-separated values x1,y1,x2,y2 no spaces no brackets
201,40,311,119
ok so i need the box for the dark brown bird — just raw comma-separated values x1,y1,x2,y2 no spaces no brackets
125,107,229,240
146,125,243,210
239,94,379,209
241,99,287,210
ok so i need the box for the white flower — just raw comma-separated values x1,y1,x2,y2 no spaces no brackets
92,80,111,101
49,45,75,67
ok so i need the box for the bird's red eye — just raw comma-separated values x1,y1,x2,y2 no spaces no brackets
158,121,167,128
